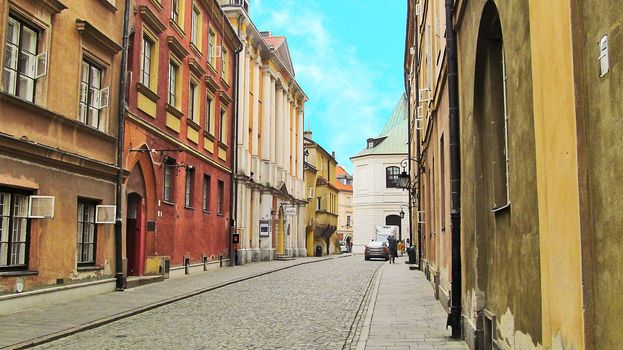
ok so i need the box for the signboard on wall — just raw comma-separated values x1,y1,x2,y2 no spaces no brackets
284,205,297,216
259,220,270,237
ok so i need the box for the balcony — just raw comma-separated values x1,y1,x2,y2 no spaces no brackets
219,0,249,13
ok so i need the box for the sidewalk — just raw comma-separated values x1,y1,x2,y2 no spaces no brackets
357,256,468,350
0,256,340,350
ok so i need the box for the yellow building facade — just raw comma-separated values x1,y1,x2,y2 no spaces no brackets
405,0,623,349
303,131,338,256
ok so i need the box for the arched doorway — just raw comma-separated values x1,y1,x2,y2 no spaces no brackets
126,192,145,276
386,214,402,240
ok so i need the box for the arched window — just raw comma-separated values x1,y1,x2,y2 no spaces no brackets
386,166,400,188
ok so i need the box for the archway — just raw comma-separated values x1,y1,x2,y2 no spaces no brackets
126,192,145,276
386,214,402,240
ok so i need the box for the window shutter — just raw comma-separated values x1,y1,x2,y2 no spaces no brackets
28,195,55,218
98,86,110,109
35,51,48,79
95,205,116,224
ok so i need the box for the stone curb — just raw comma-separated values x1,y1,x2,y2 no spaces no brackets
5,257,335,350
355,262,385,350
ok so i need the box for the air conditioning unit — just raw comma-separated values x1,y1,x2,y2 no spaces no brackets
28,196,54,218
95,205,116,224
417,210,425,224
419,88,430,102
416,117,425,131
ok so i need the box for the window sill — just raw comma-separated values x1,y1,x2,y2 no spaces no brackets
217,213,224,216
184,205,194,210
190,43,202,58
77,265,104,272
161,200,175,207
0,270,38,277
206,63,217,76
95,0,118,12
148,0,163,11
204,131,216,141
202,209,211,214
165,103,184,119
218,141,228,150
491,202,511,214
169,19,186,38
137,82,160,102
220,77,230,90
188,118,201,131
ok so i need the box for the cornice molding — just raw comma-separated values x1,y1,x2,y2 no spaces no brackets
139,5,166,34
76,20,122,54
167,35,189,58
40,0,68,14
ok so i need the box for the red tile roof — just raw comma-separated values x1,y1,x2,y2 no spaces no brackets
334,166,353,192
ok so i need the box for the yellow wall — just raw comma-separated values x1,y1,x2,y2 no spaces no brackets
528,1,585,348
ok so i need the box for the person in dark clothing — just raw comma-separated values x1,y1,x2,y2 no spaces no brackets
387,235,398,263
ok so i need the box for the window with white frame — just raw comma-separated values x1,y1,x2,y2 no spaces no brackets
3,15,47,103
171,0,180,24
386,166,400,188
184,167,194,208
206,95,214,134
77,199,97,266
189,80,199,123
221,47,228,81
168,61,178,107
163,157,176,202
217,180,224,214
0,188,30,269
219,109,227,144
202,174,211,212
208,30,216,67
191,6,200,47
79,60,109,131
140,35,153,88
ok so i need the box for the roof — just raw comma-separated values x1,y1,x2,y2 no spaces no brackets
351,95,408,159
261,33,295,76
334,166,353,192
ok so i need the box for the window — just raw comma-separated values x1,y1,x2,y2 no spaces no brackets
164,158,176,202
141,36,153,87
191,6,200,46
316,197,321,211
0,189,30,269
386,166,400,188
184,168,194,207
217,180,224,214
79,60,108,131
171,0,180,24
220,109,227,144
221,48,228,81
3,15,47,102
189,81,199,123
346,215,351,227
208,30,216,67
168,61,178,107
206,95,214,134
202,174,211,211
77,200,97,266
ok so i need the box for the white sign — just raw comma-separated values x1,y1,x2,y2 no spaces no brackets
284,205,297,216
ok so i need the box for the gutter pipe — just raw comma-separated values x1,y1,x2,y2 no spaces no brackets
114,0,131,291
445,0,462,339
229,14,243,266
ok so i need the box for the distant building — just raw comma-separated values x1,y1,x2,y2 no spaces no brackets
334,166,353,244
350,96,410,254
303,131,339,256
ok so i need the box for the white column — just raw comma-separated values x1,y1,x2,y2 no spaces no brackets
275,85,284,174
242,49,251,172
251,57,260,158
284,95,291,176
237,42,247,172
270,78,277,167
297,106,304,180
261,68,271,162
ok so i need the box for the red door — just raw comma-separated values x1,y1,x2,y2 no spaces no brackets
126,193,146,276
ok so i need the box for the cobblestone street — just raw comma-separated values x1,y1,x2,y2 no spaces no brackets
35,257,383,350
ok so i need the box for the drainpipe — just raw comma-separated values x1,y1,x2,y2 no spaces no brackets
114,0,131,291
229,14,243,266
445,0,462,339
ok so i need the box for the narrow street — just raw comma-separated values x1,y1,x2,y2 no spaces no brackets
6,256,469,350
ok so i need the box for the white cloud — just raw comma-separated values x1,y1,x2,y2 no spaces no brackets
253,2,403,173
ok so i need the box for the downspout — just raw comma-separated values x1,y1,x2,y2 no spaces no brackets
229,14,243,266
114,0,131,291
412,4,423,272
445,0,462,339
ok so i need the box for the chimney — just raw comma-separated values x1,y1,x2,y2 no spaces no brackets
331,151,336,159
304,131,312,140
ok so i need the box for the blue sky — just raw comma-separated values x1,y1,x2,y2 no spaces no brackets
250,0,407,174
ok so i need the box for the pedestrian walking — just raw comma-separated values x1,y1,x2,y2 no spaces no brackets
405,238,411,251
387,235,398,263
